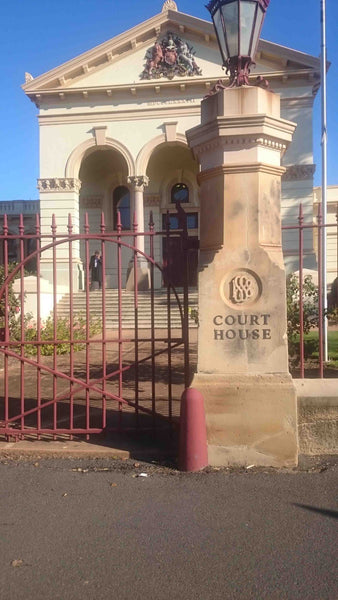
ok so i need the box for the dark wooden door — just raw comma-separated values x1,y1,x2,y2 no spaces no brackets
163,236,198,287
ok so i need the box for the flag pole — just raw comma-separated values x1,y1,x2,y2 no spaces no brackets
320,0,328,362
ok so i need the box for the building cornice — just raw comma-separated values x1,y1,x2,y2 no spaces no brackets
38,104,202,125
198,163,286,183
192,135,288,159
26,69,319,108
37,178,82,193
0,200,39,214
282,164,316,182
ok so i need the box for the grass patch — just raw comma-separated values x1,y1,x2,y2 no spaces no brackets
303,330,338,367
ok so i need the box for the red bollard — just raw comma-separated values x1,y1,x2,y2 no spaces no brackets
179,388,208,472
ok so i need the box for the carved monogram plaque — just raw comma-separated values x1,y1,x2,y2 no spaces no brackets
220,269,262,308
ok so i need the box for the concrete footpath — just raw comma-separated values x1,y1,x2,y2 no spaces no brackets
0,430,178,463
0,454,337,600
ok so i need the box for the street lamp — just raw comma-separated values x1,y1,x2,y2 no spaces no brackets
206,0,270,87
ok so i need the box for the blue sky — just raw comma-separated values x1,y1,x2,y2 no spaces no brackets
1,0,337,200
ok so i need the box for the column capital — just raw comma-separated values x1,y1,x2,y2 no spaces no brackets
127,175,149,191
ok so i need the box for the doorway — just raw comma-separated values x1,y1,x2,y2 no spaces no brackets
162,212,198,287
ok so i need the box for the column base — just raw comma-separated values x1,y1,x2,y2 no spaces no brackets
40,260,84,292
125,258,151,291
191,373,298,468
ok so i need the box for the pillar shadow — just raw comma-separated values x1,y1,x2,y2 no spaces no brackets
292,503,338,519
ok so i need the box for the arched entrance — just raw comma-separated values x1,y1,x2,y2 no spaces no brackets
145,142,199,287
112,186,131,230
79,147,131,288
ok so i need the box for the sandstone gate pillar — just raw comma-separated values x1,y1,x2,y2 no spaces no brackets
186,87,298,467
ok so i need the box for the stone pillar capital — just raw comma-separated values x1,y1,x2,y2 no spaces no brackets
186,87,296,172
127,175,149,192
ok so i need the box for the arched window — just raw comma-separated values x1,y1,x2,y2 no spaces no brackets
113,186,131,230
171,183,189,204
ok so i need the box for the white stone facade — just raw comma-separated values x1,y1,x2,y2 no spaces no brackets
21,3,321,289
313,186,338,285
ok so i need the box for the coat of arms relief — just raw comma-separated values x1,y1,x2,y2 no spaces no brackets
141,33,202,80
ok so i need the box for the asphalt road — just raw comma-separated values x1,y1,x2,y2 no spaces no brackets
0,456,337,600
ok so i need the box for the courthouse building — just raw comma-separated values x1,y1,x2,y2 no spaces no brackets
19,0,321,289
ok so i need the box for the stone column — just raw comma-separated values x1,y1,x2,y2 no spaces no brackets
186,87,298,468
38,177,83,291
126,175,150,290
128,176,149,249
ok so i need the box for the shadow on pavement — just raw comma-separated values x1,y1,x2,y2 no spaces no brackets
292,503,338,519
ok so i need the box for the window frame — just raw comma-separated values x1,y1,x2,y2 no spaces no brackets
112,185,131,230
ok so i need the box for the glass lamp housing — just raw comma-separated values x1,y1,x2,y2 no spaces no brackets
206,0,270,86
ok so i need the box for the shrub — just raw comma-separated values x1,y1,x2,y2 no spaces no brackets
286,273,319,364
0,263,21,334
188,306,199,325
327,307,338,325
0,264,101,354
11,313,102,356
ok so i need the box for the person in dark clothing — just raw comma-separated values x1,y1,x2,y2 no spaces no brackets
89,250,102,290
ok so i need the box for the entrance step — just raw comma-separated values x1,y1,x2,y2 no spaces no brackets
56,289,198,329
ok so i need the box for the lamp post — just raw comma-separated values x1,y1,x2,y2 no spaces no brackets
184,0,298,467
206,0,270,87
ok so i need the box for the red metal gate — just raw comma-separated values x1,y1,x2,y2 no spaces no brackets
0,210,191,441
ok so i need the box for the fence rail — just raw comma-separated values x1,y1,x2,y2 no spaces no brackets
282,202,338,378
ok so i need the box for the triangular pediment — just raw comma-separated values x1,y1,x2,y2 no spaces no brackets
23,7,321,99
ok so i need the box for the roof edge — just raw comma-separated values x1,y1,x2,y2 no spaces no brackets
22,10,322,94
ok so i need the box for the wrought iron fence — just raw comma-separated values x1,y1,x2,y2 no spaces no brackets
0,210,190,441
1,200,337,443
283,202,338,378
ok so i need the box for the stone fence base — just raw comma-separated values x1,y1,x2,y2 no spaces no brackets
295,379,338,456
